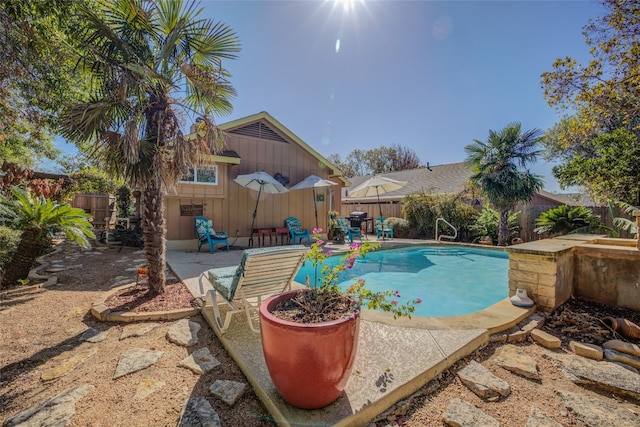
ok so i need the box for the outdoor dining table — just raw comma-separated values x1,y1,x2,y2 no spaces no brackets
273,227,291,245
250,227,273,247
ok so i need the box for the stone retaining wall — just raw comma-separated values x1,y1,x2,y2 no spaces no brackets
508,235,639,312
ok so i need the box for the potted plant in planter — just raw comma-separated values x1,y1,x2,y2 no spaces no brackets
259,229,421,409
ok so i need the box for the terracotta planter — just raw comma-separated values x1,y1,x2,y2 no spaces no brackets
603,317,640,340
259,290,360,409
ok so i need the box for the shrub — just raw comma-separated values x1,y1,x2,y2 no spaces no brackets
402,192,476,241
116,186,132,218
470,206,520,244
534,205,607,236
385,217,409,238
0,226,21,274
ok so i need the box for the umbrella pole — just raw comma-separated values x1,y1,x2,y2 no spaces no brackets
376,187,384,241
249,185,263,235
312,188,318,229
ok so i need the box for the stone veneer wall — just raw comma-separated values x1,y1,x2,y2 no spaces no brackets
573,245,640,312
508,249,574,312
508,236,639,312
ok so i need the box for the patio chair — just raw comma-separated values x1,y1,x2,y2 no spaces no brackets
203,245,307,333
284,217,311,244
338,217,363,244
194,216,230,253
376,217,394,239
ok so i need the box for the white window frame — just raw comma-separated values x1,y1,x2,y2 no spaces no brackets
181,165,218,185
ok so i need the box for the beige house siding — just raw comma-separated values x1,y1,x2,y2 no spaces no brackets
164,113,344,246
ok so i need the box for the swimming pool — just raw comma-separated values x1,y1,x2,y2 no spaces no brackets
294,245,509,317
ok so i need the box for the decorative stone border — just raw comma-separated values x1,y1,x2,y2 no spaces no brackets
91,283,200,323
26,247,64,287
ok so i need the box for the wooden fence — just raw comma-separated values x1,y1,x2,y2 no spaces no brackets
514,204,633,241
340,201,632,242
72,193,115,230
340,201,402,222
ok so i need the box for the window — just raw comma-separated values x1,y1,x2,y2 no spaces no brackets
181,165,218,185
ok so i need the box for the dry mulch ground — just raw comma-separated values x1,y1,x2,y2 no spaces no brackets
1,240,639,426
0,242,272,427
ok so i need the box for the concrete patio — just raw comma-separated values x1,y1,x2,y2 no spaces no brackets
166,239,533,427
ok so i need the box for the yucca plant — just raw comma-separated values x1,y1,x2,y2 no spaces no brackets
0,186,95,287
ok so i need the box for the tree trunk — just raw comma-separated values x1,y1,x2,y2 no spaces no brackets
498,209,509,246
142,175,166,295
1,228,45,287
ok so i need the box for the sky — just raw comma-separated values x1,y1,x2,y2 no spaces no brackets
48,0,606,192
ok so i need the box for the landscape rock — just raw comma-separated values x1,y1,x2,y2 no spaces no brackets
3,384,95,427
79,328,109,343
179,348,220,374
178,397,221,427
530,329,561,349
544,351,640,400
604,348,640,370
120,322,160,340
209,380,246,406
603,339,640,358
491,344,540,380
507,330,528,343
489,333,507,343
457,360,511,400
525,407,563,427
442,398,499,427
521,318,542,333
135,378,166,399
85,330,109,343
569,341,603,360
113,348,166,379
41,349,97,382
611,362,639,374
556,389,640,426
167,319,201,346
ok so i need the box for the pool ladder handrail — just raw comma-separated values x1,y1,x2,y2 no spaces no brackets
435,218,457,242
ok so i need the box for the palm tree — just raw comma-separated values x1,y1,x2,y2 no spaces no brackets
0,187,95,287
465,122,544,246
60,0,240,294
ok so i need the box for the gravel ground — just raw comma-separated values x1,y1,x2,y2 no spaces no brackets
1,241,638,426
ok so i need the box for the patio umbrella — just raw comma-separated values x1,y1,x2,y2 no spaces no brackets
234,171,289,233
289,175,338,228
348,175,407,220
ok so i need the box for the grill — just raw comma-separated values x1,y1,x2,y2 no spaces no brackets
349,211,367,228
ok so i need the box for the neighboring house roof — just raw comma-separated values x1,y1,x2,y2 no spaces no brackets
219,111,350,185
32,171,71,182
343,162,472,202
535,190,601,207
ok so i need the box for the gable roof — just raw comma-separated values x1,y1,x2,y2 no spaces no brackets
535,190,600,207
219,112,349,185
344,162,472,201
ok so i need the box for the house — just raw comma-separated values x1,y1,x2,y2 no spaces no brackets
164,112,348,249
341,162,472,219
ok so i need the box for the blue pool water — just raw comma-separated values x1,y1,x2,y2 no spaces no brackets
294,245,509,317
